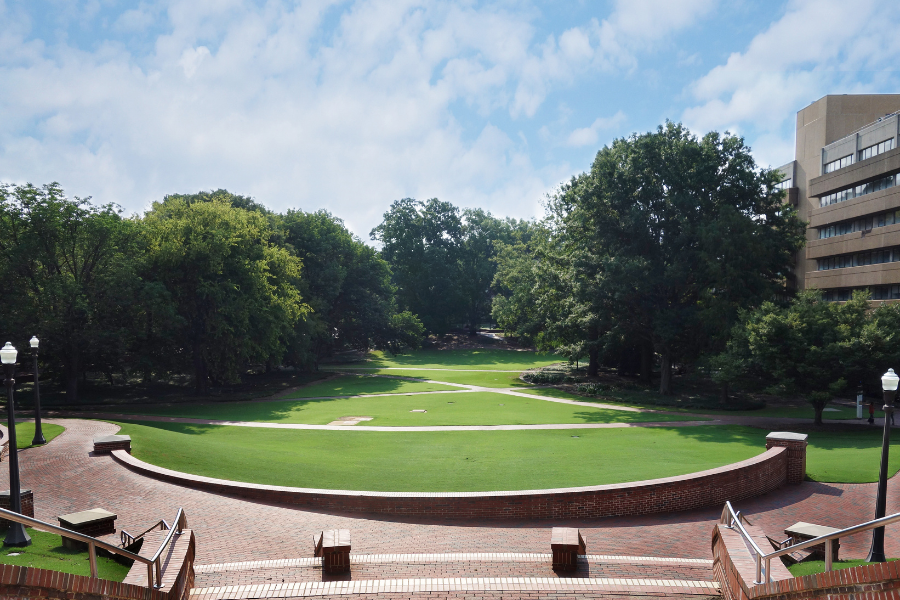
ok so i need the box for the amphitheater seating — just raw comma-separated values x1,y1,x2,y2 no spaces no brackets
314,529,351,574
550,527,586,572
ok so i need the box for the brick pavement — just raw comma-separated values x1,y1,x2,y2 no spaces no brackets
4,418,899,598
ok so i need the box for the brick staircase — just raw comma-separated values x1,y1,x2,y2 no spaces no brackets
189,553,721,599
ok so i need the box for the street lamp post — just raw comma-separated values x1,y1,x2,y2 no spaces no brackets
29,337,44,446
0,342,31,547
867,368,897,563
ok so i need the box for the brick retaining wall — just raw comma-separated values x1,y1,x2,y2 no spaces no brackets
112,444,792,521
712,522,900,599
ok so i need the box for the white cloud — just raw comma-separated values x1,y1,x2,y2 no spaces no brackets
0,0,716,237
681,0,900,166
566,110,627,147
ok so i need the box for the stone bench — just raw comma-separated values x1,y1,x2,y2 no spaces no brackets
551,527,586,572
784,522,840,562
314,529,350,574
0,489,33,527
58,508,117,550
93,435,131,454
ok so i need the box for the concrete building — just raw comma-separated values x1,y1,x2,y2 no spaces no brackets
778,94,900,299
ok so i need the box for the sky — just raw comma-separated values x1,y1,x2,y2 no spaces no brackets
2,0,900,238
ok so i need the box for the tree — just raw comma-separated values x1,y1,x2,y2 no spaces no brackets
371,198,464,334
546,122,806,394
281,209,423,367
718,290,878,424
141,197,307,394
0,183,140,402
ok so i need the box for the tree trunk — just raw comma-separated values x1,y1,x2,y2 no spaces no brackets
659,350,673,395
587,346,599,377
813,402,825,425
65,349,80,404
720,382,729,404
193,346,209,395
640,343,652,383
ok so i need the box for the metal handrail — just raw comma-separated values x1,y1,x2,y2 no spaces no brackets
0,506,184,589
148,507,186,587
721,502,900,584
121,518,171,548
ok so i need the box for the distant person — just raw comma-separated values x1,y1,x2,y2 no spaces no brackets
893,396,899,426
869,401,876,425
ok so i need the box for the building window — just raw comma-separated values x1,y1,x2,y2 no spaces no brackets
817,209,900,239
817,246,900,271
775,178,793,191
818,173,900,207
824,155,853,173
859,138,895,162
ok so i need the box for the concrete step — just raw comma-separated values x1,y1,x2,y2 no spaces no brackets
191,553,719,599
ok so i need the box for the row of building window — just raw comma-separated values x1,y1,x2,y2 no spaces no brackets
775,178,793,191
859,138,894,162
822,139,895,175
818,172,899,207
824,155,852,174
817,208,900,239
824,286,900,302
817,247,900,271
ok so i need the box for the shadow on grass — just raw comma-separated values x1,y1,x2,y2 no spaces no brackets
363,349,555,369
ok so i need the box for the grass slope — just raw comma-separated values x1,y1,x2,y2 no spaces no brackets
0,527,129,581
280,375,462,398
93,392,696,425
355,349,559,370
787,558,898,577
14,422,65,449
112,420,900,489
326,369,530,388
114,422,767,491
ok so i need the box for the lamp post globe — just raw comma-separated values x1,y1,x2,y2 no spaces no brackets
867,368,896,563
1,343,31,547
28,337,44,446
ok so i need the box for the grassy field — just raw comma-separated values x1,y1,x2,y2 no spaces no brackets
14,422,65,449
517,388,861,420
806,429,900,482
0,527,130,581
325,368,531,388
356,349,559,370
113,421,763,491
96,391,698,425
787,558,898,577
279,375,462,398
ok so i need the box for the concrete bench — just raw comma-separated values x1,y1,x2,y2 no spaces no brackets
551,527,586,572
314,529,351,574
58,508,117,550
784,522,840,562
93,435,131,454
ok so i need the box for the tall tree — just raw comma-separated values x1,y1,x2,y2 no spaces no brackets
141,197,306,394
0,183,138,402
546,122,805,393
281,209,422,367
371,198,464,334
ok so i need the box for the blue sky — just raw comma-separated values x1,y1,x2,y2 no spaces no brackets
2,0,899,237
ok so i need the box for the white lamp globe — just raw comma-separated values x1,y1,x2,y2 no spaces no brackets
882,368,900,392
0,343,17,365
29,336,39,349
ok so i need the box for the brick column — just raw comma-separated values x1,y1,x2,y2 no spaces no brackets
0,489,33,526
766,432,808,484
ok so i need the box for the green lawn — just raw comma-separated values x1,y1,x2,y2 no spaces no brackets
111,420,900,490
114,422,768,491
14,422,65,449
326,368,530,388
0,527,130,581
787,558,898,577
806,429,900,482
517,388,860,420
280,375,462,398
92,392,694,425
357,349,559,370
